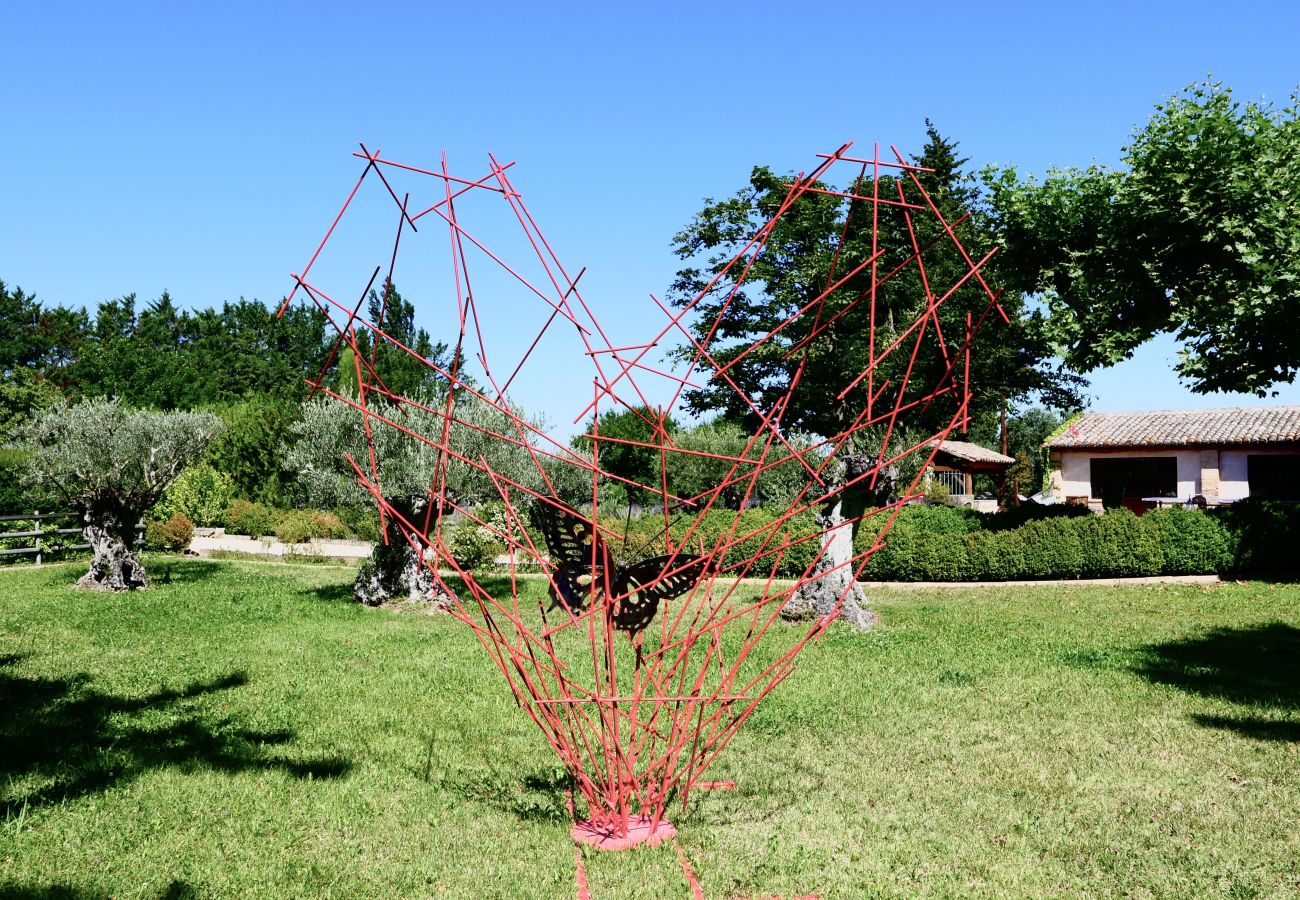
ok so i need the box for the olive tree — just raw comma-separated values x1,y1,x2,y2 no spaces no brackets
18,398,222,590
285,394,560,605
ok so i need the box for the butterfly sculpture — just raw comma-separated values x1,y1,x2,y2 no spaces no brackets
530,501,710,634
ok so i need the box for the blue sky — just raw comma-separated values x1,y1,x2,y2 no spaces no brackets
5,0,1299,431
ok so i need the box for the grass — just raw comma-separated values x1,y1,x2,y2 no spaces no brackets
1,558,1298,898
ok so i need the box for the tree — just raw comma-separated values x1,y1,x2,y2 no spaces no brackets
284,394,549,605
17,398,222,590
983,81,1300,396
573,406,679,506
666,419,811,511
351,283,452,400
1003,407,1065,498
669,125,1084,625
202,396,302,506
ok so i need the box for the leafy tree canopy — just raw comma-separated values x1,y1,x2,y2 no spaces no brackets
18,398,223,512
983,81,1300,396
15,397,222,589
669,124,1086,448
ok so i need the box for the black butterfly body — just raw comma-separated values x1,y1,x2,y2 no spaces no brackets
529,502,710,634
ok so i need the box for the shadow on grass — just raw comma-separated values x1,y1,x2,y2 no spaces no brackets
1133,622,1300,741
310,582,355,604
0,879,194,899
143,557,226,586
0,654,351,815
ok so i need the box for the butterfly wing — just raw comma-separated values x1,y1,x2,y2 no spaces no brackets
613,554,709,633
530,502,609,613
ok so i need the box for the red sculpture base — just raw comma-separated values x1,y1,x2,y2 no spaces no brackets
571,815,677,851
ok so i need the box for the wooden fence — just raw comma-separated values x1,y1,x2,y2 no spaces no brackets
0,512,144,565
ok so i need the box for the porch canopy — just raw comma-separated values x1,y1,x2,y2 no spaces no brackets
926,439,1014,495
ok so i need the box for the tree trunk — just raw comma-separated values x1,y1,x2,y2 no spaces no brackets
780,493,873,629
353,495,453,609
75,498,147,591
781,449,889,630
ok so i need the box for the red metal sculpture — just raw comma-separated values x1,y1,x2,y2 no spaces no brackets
281,143,1005,852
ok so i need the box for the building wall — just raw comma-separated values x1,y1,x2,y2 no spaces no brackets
1052,448,1201,501
1049,444,1300,501
1220,447,1300,499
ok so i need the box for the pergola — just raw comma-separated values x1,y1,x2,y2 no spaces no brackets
928,439,1015,498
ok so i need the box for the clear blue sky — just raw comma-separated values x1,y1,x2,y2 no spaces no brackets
5,0,1299,432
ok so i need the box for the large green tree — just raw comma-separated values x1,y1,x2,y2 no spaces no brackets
669,125,1084,624
983,81,1300,396
350,283,452,400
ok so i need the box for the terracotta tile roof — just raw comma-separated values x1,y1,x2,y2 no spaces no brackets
931,439,1015,465
1045,406,1300,449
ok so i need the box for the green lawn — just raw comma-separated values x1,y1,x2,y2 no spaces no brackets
2,559,1298,899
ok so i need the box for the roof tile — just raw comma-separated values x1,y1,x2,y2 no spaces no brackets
1045,406,1300,449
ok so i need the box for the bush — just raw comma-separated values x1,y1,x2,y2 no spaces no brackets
273,510,349,544
1016,517,1085,579
1215,499,1300,574
978,502,1092,532
204,397,301,507
447,515,504,569
1147,507,1233,575
145,514,195,551
152,463,235,527
1074,509,1162,578
223,499,283,537
865,507,1172,582
334,504,381,542
0,449,35,514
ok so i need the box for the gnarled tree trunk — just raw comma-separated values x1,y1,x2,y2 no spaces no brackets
75,497,147,591
353,495,454,609
781,449,890,630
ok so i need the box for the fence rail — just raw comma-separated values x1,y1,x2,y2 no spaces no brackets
931,471,970,497
0,511,144,564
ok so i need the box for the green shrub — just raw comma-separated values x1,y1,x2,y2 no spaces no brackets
596,506,819,580
273,510,317,544
978,502,1092,532
963,529,1027,581
203,396,300,507
447,515,503,569
334,504,381,542
1146,507,1233,575
1073,509,1162,578
223,499,283,537
866,506,1177,582
310,511,348,540
0,519,39,553
1017,517,1085,579
0,449,35,514
145,514,195,551
896,504,983,535
272,510,349,544
152,463,235,527
1215,499,1300,575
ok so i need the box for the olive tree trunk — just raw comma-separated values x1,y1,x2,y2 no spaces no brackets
353,495,453,609
780,450,889,630
75,498,147,591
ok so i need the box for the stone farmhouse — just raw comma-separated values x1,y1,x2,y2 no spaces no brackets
1044,406,1300,513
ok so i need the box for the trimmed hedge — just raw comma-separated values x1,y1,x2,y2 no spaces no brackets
859,502,1297,582
507,499,1299,581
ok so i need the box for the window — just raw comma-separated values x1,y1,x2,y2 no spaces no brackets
1247,455,1300,500
1089,457,1177,510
